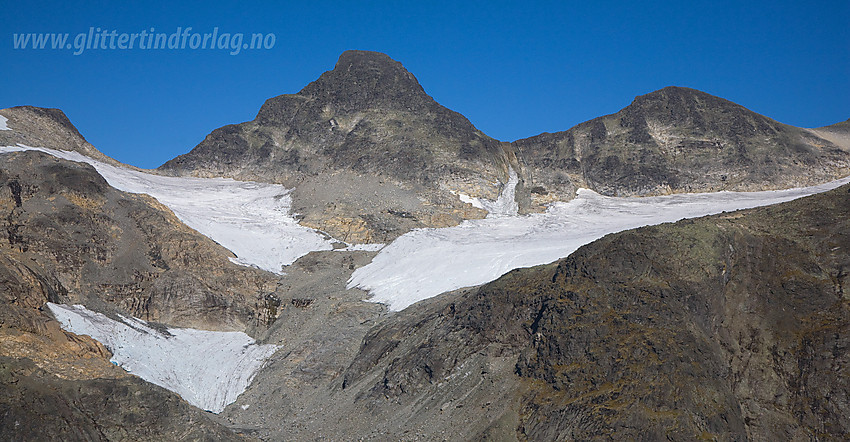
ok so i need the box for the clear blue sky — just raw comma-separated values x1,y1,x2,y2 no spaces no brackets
2,0,848,169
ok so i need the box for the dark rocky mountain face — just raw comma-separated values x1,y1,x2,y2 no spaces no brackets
163,50,508,185
304,182,849,440
514,86,850,205
160,50,514,242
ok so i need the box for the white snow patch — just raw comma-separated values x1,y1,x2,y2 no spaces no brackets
349,177,850,311
457,193,485,209
479,167,519,217
338,243,386,252
453,168,519,215
0,144,337,273
0,115,10,130
47,303,279,413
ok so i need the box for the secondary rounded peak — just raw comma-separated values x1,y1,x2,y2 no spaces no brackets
622,85,761,123
0,105,117,164
631,86,737,106
2,105,83,137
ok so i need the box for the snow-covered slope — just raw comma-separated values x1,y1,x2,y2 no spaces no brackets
0,115,10,130
0,144,334,273
47,303,279,413
349,177,850,310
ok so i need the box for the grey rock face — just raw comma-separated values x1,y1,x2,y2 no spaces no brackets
157,56,850,238
161,50,509,187
513,86,850,207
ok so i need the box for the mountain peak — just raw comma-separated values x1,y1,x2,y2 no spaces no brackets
11,106,81,135
619,85,766,133
333,50,406,73
254,51,433,125
630,86,739,109
295,50,430,112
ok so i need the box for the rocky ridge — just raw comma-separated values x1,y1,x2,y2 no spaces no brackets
0,150,282,332
0,203,248,440
0,149,286,439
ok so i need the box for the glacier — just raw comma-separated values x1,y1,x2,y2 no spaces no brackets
47,303,279,413
348,175,850,311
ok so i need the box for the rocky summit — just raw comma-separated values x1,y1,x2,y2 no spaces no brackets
514,86,850,205
160,50,515,243
1,50,848,441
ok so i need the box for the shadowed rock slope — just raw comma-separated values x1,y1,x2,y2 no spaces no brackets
295,182,850,440
513,86,850,207
160,50,515,242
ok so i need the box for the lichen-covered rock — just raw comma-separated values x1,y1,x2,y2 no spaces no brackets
0,356,246,441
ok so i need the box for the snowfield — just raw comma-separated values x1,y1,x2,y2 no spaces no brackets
349,175,850,311
0,115,10,130
0,144,334,273
47,303,279,413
